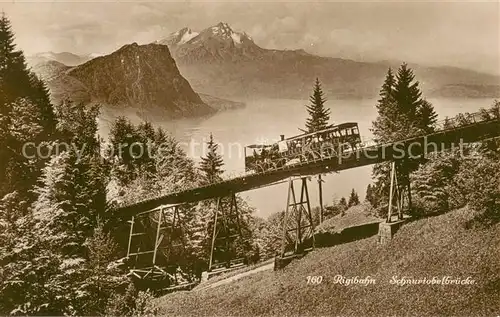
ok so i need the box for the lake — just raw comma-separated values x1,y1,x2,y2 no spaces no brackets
113,97,498,218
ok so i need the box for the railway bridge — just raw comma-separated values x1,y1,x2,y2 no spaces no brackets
117,109,500,281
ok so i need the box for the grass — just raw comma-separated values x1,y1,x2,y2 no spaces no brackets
155,207,500,316
316,203,382,234
194,258,275,290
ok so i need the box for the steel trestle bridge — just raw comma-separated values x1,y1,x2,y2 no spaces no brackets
118,108,500,281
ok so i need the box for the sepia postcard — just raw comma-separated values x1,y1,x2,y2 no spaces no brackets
0,1,499,316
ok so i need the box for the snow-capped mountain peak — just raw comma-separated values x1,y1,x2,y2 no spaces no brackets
158,22,263,62
177,27,199,44
161,22,255,48
204,22,255,46
162,27,199,46
210,22,234,38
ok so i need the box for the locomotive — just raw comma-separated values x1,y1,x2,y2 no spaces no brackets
244,122,362,173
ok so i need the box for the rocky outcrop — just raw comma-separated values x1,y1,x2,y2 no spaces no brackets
34,43,215,119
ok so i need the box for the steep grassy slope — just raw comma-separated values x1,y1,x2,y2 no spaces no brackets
156,208,500,316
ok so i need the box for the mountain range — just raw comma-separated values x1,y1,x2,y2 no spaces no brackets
158,22,500,100
29,22,500,122
27,51,101,67
30,43,245,121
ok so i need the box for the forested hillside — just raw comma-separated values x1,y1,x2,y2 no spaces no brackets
1,9,499,316
0,14,258,315
156,70,500,315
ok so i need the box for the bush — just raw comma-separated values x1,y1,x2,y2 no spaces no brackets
131,290,158,317
409,134,499,226
411,151,462,215
105,283,158,317
453,156,500,226
105,283,137,316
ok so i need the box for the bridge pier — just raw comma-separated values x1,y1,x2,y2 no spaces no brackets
126,203,184,280
378,220,406,244
281,177,315,257
386,161,410,223
318,174,324,224
208,193,245,272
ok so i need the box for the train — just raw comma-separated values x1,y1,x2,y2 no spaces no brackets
244,122,362,173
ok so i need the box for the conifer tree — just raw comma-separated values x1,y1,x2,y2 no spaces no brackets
199,133,224,184
365,184,378,207
372,68,399,143
28,73,56,138
304,78,331,133
0,13,56,200
0,13,32,104
339,197,347,209
108,116,141,185
371,64,438,214
417,99,439,134
83,221,127,315
393,64,423,122
348,188,360,207
27,101,114,315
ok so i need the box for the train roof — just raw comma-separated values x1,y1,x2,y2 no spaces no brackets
245,144,273,149
244,122,359,147
285,122,359,141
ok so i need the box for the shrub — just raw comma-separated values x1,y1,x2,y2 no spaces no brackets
105,283,158,317
131,290,158,317
411,151,462,215
453,156,500,226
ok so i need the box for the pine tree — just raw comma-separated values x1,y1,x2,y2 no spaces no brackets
199,133,224,184
26,104,113,315
0,13,56,200
304,78,331,133
83,221,127,315
348,188,360,207
0,15,61,308
365,184,378,207
393,63,422,123
28,73,56,138
416,99,438,134
371,64,438,215
339,197,347,209
108,116,140,185
0,13,32,105
111,122,198,206
55,99,100,152
372,68,400,143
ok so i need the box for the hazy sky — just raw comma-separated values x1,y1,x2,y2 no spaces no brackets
2,1,499,74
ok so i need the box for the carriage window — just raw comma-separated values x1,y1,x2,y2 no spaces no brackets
346,129,352,135
352,128,358,135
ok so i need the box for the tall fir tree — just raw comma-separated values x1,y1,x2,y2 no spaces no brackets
348,188,360,207
372,68,400,143
339,197,347,209
0,13,56,200
365,184,378,207
304,78,331,133
199,133,224,184
0,13,32,104
417,99,439,134
393,63,422,123
371,64,438,215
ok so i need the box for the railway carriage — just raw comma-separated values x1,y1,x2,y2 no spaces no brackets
245,122,362,173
